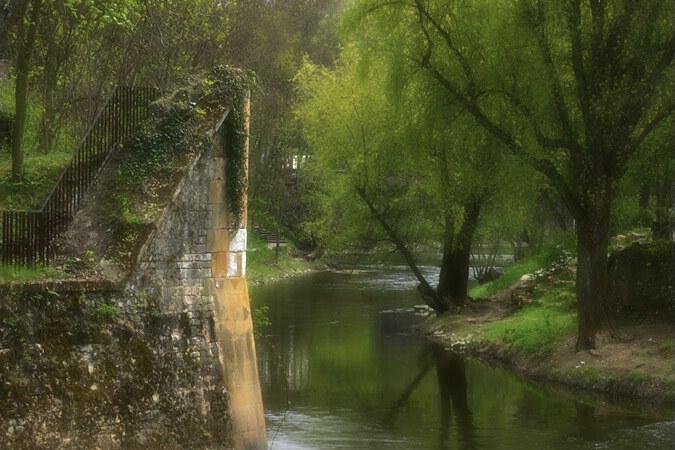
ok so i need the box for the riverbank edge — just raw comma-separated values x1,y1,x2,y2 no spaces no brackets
246,249,674,413
246,253,326,286
418,310,675,415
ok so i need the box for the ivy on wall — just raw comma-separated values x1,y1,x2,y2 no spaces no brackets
209,66,257,230
107,66,257,267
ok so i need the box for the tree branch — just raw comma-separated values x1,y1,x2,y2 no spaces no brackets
625,104,675,168
531,0,582,155
566,0,591,139
354,184,447,313
412,0,478,97
420,60,585,218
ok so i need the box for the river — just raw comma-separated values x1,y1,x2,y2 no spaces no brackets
251,266,673,450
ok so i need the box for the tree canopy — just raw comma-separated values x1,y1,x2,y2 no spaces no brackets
304,0,674,348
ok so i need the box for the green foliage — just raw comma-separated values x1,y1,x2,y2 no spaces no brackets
537,231,576,269
246,231,315,284
471,231,577,299
481,285,578,356
109,84,207,227
96,302,120,322
0,80,74,208
0,151,71,210
0,264,64,283
122,122,188,181
470,257,542,299
342,0,674,345
209,66,258,230
251,304,270,339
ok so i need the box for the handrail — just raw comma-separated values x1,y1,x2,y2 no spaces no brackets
1,85,157,266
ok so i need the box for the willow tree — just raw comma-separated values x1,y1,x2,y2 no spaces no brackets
295,45,522,312
345,0,674,348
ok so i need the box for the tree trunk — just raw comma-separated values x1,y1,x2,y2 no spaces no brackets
437,249,471,307
11,0,42,181
574,189,613,350
437,202,481,308
355,186,448,314
40,51,59,154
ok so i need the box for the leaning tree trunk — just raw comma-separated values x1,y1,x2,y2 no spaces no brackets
574,186,613,350
437,202,482,308
355,185,448,314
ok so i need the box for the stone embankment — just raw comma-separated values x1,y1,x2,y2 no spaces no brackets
1,80,267,450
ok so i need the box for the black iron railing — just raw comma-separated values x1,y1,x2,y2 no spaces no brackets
1,85,157,266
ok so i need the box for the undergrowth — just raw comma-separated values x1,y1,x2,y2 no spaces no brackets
471,246,578,356
469,256,541,299
247,231,315,284
0,151,73,210
0,264,65,283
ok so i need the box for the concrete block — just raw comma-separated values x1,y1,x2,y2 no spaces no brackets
206,229,229,253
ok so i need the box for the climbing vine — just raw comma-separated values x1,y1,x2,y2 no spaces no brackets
105,67,257,267
209,66,257,230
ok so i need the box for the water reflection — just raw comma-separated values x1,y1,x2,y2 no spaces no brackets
386,343,476,450
387,344,475,450
253,268,671,450
432,345,474,450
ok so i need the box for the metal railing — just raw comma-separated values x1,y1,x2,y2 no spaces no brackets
1,85,158,267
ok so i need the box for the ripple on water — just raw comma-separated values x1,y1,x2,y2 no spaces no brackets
266,409,416,450
565,421,675,450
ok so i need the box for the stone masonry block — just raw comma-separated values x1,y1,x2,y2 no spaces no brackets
227,252,245,278
206,229,229,253
212,204,230,229
207,180,225,204
212,130,226,157
212,252,228,278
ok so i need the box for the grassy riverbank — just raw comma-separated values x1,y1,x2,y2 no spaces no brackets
246,232,323,285
420,256,674,411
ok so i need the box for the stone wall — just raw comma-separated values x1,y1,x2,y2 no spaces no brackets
0,280,232,450
0,95,267,450
125,94,266,450
607,241,675,322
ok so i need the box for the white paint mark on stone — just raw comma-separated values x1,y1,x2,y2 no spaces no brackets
229,229,247,253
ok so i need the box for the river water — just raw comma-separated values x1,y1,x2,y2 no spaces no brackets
251,266,673,450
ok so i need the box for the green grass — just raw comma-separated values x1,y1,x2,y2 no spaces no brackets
470,255,544,299
247,231,316,284
0,151,73,210
474,255,578,356
0,264,66,283
480,305,577,355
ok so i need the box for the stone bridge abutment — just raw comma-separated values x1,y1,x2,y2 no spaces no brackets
0,88,267,450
